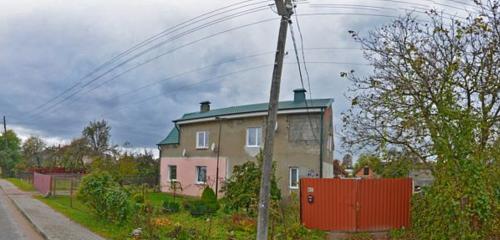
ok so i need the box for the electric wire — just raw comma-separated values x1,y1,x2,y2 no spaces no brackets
27,8,279,118
290,17,321,141
27,0,276,116
23,1,478,122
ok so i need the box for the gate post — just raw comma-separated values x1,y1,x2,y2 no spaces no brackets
299,178,303,224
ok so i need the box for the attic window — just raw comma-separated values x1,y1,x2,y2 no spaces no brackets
363,167,369,176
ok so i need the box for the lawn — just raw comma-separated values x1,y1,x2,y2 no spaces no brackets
6,178,35,191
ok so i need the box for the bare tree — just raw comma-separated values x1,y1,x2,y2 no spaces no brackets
342,2,499,168
82,120,113,156
341,154,353,169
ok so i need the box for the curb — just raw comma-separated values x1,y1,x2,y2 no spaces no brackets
0,184,48,240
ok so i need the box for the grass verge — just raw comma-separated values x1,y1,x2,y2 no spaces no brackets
35,195,132,239
6,178,35,191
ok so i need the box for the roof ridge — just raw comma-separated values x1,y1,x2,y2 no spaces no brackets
182,98,333,117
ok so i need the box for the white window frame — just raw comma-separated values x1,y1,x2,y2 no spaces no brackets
289,167,299,189
195,166,207,184
246,127,262,147
196,131,209,149
168,165,177,182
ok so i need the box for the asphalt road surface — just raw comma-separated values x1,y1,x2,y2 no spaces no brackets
0,186,43,240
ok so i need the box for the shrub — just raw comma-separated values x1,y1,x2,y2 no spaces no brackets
103,186,131,223
222,150,280,216
188,200,208,217
132,201,160,239
201,187,217,203
201,187,219,214
162,200,180,213
132,192,145,204
77,171,131,223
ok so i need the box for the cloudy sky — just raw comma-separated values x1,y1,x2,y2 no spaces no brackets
0,0,476,157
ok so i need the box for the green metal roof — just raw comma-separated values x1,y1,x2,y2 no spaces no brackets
176,98,333,122
158,98,333,145
158,127,179,145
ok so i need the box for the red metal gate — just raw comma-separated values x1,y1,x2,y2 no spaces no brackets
300,178,412,232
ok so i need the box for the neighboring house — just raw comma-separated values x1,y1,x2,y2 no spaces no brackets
158,89,334,197
355,166,377,179
409,169,434,192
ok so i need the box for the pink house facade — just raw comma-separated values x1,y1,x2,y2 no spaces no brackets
159,157,227,196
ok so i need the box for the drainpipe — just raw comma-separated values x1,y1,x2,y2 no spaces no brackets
319,108,324,178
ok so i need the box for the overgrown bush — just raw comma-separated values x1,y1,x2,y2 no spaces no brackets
412,160,499,239
132,201,161,239
187,200,209,217
77,171,131,223
162,200,180,213
222,150,280,216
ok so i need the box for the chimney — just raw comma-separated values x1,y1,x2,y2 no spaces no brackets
293,88,306,102
200,101,211,112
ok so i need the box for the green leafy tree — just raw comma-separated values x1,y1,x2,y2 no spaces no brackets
342,1,499,238
0,130,22,177
117,154,139,178
222,151,280,216
353,154,382,175
58,137,90,170
21,136,46,169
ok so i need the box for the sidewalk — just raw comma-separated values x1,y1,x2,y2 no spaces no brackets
0,179,104,240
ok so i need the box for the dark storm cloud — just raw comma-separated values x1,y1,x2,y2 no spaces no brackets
0,0,475,156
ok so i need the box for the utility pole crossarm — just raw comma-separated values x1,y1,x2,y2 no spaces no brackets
256,0,293,239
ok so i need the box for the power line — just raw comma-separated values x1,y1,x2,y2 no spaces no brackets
29,6,424,118
309,4,468,21
26,10,280,118
289,14,320,141
26,9,421,120
102,60,370,114
292,2,312,99
27,0,276,116
27,11,393,119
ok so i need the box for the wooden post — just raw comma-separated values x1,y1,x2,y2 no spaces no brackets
70,178,74,208
256,0,293,239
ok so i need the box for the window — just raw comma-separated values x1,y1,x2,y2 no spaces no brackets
289,167,299,189
168,165,177,181
196,131,209,149
363,167,369,176
196,166,207,183
246,127,262,147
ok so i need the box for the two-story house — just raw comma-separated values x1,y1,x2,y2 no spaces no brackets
158,89,334,196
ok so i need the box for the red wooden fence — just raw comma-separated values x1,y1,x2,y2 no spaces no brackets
34,172,52,196
300,178,412,232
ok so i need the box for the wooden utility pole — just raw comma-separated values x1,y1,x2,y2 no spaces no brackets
215,117,222,199
3,116,7,148
256,0,293,239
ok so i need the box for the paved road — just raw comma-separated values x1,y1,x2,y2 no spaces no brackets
0,184,43,240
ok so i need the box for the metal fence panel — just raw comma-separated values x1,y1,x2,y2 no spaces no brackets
357,178,412,231
300,178,412,232
34,172,52,196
